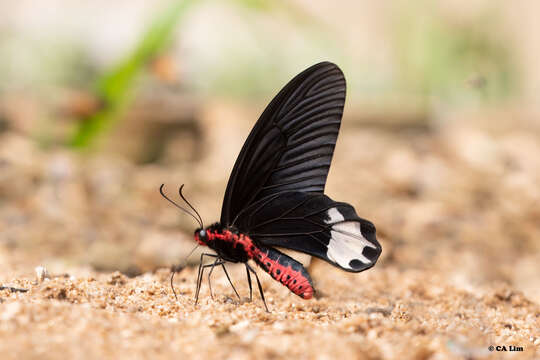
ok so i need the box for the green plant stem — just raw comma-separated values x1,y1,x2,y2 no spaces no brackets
70,0,198,149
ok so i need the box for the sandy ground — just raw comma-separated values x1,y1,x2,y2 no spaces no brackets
1,247,539,360
1,106,540,359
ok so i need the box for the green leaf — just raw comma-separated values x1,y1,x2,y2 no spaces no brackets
70,0,198,149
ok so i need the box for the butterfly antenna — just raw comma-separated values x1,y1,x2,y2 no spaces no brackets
178,184,204,229
170,244,199,300
159,184,202,228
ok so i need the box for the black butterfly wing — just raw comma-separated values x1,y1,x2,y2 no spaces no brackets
220,62,346,226
236,191,382,272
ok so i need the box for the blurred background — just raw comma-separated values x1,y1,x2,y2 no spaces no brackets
1,0,539,302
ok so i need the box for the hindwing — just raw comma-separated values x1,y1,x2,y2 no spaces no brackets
235,192,381,272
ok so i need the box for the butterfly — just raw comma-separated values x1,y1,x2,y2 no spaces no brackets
161,62,382,311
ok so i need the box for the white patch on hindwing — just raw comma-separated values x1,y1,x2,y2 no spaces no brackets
326,207,345,223
324,207,377,270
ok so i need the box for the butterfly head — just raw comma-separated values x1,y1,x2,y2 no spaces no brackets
194,228,208,245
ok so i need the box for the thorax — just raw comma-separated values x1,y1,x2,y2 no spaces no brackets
197,223,256,263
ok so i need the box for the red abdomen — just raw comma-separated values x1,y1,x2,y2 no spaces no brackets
237,235,314,299
202,228,314,299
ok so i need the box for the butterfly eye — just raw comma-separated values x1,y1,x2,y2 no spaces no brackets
199,229,207,239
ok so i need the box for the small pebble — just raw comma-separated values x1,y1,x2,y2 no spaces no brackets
35,266,49,283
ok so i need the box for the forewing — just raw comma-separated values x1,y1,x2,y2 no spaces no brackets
221,62,346,226
236,192,382,272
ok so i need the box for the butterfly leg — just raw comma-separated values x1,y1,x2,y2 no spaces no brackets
170,272,178,300
246,263,269,312
206,258,223,300
220,263,241,300
245,263,253,302
195,253,219,305
170,263,185,300
196,260,223,303
200,260,239,301
206,260,242,301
